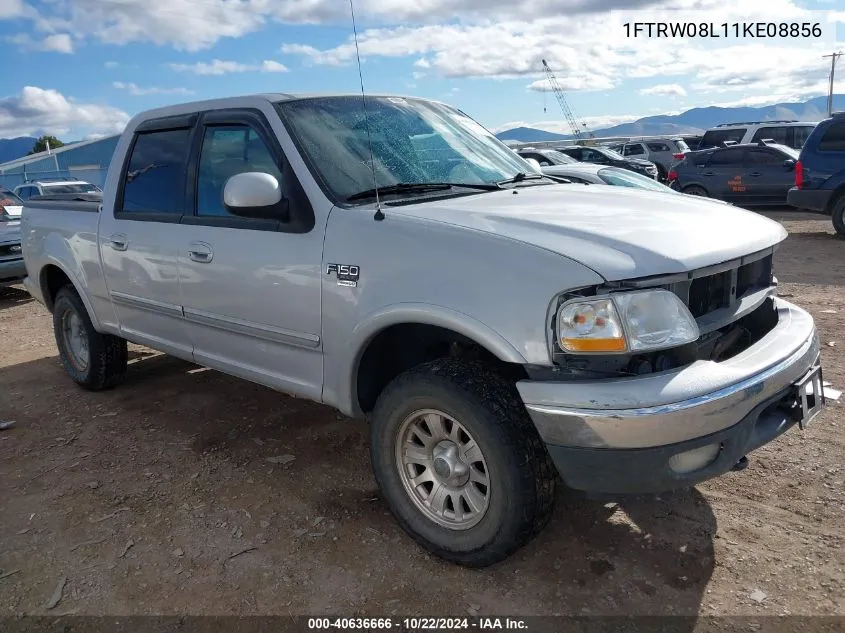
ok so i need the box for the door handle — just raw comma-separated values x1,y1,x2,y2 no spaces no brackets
108,234,128,251
748,171,762,177
702,172,715,176
188,242,213,263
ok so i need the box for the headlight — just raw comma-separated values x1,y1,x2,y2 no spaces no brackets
557,290,699,354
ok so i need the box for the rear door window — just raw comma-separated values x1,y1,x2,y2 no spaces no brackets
818,122,845,152
646,142,671,152
701,128,746,148
623,144,645,156
121,128,192,215
708,148,746,165
751,126,790,145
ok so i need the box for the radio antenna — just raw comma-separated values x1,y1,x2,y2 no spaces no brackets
348,0,384,221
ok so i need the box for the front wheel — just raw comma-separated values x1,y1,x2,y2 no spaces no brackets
370,359,556,567
53,285,128,390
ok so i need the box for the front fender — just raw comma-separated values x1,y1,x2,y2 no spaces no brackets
330,303,528,417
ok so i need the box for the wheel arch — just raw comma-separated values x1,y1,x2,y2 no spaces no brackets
38,261,102,331
338,304,529,417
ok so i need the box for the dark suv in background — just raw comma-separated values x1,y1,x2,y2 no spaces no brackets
787,112,845,237
668,141,799,206
557,145,659,179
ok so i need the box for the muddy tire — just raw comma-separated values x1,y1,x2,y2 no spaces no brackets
53,285,128,391
370,358,556,567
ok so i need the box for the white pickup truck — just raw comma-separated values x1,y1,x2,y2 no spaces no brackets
21,93,824,567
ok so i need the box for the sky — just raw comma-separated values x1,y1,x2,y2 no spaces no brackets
0,0,843,140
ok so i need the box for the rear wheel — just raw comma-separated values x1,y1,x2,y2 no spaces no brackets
831,196,845,238
53,285,128,390
683,185,709,197
370,358,556,567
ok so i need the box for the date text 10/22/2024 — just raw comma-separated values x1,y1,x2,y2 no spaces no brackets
307,617,529,630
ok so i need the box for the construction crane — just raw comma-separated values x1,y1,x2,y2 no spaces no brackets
541,59,593,141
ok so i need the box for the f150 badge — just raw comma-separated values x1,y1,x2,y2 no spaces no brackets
326,263,360,287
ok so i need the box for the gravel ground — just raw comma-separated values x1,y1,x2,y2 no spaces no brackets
0,210,843,618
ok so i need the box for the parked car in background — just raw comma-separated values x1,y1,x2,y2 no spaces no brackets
668,141,799,206
0,188,24,220
540,163,735,205
13,178,102,201
540,163,673,191
699,121,816,151
787,111,845,237
681,135,702,151
606,138,690,180
21,92,824,567
515,147,578,166
0,214,24,288
557,145,659,179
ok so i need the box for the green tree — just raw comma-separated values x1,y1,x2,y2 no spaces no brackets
29,135,65,155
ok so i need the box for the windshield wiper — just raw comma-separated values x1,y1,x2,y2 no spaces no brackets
497,172,547,186
346,181,501,202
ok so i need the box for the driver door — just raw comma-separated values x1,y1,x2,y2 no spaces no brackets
177,109,324,400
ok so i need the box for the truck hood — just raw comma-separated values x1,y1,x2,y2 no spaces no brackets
389,184,787,281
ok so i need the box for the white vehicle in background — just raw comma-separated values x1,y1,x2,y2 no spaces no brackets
13,178,102,201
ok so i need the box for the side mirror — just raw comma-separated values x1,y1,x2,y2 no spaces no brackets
223,172,289,221
783,159,796,171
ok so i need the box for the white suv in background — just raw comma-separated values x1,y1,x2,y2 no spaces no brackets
13,178,102,201
699,120,817,151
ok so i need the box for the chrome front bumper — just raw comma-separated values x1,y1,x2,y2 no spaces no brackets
517,298,819,450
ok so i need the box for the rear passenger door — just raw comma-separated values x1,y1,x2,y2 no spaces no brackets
176,108,324,400
98,115,196,358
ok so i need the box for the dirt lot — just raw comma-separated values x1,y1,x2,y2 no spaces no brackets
0,210,843,619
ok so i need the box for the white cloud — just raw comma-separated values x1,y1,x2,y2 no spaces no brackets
527,76,615,92
261,60,289,73
0,0,26,19
169,58,287,75
0,86,130,138
6,32,75,53
639,83,687,97
112,81,195,96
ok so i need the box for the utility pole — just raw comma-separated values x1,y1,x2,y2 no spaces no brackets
823,51,842,116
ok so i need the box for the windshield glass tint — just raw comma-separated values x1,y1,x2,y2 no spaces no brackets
598,168,674,192
277,96,530,201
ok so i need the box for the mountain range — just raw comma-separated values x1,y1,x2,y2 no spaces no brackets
0,137,37,164
495,94,845,142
